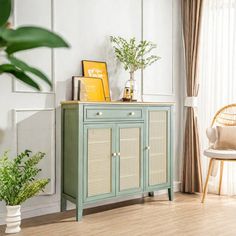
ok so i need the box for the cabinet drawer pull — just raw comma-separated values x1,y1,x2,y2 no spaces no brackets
96,112,103,116
129,112,135,116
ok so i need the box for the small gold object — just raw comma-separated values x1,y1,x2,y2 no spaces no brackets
122,87,132,102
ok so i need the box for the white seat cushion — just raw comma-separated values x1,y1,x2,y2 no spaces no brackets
204,149,236,159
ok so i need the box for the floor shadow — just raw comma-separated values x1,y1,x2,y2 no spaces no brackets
20,197,153,228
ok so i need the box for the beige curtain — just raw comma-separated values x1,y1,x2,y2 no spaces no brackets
182,0,204,193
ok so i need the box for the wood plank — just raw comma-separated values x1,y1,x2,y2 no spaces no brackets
2,193,236,235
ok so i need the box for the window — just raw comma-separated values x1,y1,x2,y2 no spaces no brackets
199,0,236,195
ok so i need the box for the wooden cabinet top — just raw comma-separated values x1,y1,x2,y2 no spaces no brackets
61,101,175,106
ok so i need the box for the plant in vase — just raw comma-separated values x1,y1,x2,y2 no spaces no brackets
110,36,160,101
0,150,50,234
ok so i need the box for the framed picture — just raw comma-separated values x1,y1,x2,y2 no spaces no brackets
72,76,106,102
82,60,111,101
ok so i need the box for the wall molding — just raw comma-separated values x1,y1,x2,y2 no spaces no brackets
141,0,174,97
12,0,55,94
154,181,181,195
13,108,56,195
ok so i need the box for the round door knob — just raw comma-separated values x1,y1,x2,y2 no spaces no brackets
97,112,103,116
113,153,117,156
117,152,121,156
129,112,135,116
146,146,150,150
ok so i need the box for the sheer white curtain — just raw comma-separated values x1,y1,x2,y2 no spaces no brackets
198,0,236,195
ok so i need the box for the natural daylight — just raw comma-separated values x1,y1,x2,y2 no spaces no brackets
1,0,236,235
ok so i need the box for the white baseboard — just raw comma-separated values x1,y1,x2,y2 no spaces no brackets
0,181,181,226
155,181,181,195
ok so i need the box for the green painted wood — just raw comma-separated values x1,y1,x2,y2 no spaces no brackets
62,108,78,198
76,104,84,221
61,106,66,212
62,193,76,204
84,105,143,122
61,103,174,221
168,105,174,201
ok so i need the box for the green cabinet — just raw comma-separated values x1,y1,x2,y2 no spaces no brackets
61,102,173,221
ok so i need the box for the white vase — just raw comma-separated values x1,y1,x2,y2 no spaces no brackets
5,205,21,234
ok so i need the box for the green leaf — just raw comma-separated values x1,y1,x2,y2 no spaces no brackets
0,64,40,90
0,0,11,27
110,36,160,72
8,56,52,87
0,37,6,47
14,179,49,205
1,26,69,54
0,151,49,205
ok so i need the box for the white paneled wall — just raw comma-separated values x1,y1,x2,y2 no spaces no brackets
54,0,142,102
13,0,54,93
143,0,173,96
0,0,56,224
15,109,55,194
0,0,183,224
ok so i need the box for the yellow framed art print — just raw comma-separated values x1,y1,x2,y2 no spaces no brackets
82,60,111,101
72,76,106,102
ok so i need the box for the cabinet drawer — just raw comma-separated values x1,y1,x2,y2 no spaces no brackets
84,107,143,121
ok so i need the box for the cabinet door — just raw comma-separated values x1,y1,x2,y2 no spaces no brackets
116,123,143,195
146,109,170,190
84,125,116,202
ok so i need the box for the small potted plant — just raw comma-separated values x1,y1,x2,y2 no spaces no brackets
0,150,50,234
110,36,160,101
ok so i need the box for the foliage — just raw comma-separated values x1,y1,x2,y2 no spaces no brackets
0,0,69,90
0,150,50,206
110,36,160,73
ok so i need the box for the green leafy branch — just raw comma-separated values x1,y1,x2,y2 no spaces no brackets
0,150,50,206
110,36,160,73
0,0,69,91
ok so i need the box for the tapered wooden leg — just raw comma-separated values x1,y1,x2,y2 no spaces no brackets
218,160,224,195
201,158,214,203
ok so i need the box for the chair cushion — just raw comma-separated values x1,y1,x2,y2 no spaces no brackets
214,126,236,150
204,149,236,159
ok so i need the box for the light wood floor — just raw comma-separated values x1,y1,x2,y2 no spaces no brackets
1,193,236,236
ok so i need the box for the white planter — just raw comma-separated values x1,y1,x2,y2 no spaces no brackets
5,205,21,234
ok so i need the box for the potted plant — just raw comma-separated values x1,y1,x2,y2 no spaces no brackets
0,150,50,234
0,0,69,91
110,36,160,101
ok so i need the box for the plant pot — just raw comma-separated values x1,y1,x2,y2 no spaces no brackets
5,205,21,234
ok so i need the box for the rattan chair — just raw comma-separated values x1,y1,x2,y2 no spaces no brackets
201,104,236,203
